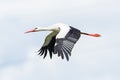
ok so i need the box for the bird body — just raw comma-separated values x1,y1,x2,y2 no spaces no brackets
53,23,71,38
25,23,101,61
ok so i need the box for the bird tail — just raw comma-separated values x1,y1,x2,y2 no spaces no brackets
80,32,101,37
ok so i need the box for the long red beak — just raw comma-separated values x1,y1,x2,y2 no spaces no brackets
24,29,36,33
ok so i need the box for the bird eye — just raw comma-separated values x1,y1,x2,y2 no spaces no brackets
35,27,38,29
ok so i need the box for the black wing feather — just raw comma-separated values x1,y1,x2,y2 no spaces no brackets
43,49,47,58
38,36,56,59
38,26,80,61
54,26,81,61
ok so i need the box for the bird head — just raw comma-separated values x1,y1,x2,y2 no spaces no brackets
25,27,39,33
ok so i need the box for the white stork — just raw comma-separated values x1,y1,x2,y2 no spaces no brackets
25,23,101,61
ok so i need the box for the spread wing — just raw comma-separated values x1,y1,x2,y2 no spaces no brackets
38,31,57,59
54,26,81,61
38,26,80,61
54,39,75,61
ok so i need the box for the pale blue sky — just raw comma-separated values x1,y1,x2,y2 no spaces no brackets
0,0,120,80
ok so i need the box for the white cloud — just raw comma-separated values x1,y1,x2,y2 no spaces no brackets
0,0,119,17
0,49,4,64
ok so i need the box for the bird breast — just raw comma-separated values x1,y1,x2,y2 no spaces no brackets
55,23,71,38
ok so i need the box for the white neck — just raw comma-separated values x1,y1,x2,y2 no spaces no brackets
37,26,60,32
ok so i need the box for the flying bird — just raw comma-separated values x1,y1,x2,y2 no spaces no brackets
25,23,101,61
